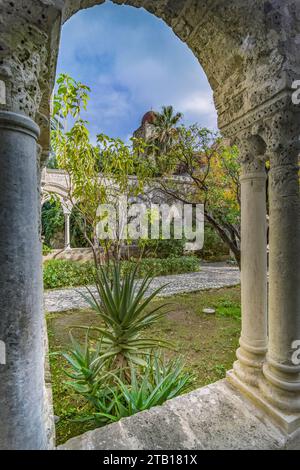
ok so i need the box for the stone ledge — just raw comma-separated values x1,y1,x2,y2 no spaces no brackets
227,370,300,435
59,380,300,450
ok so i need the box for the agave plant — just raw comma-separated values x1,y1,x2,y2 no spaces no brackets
91,353,195,424
78,263,172,369
62,332,111,404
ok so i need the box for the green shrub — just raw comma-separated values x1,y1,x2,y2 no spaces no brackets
42,243,52,256
42,200,64,247
43,259,95,289
139,237,186,259
122,256,199,278
43,256,200,289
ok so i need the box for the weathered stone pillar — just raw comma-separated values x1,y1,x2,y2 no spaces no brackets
228,135,268,388
64,210,71,250
0,111,47,449
261,117,300,415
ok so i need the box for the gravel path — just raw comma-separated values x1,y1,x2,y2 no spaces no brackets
44,264,240,313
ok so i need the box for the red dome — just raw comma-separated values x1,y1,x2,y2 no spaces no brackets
141,111,157,126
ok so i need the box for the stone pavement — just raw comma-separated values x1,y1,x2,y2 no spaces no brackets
44,264,240,313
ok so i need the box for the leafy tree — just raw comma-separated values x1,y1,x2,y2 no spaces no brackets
51,74,153,264
47,112,64,169
156,124,242,267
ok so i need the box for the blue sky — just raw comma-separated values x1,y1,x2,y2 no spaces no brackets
56,0,217,143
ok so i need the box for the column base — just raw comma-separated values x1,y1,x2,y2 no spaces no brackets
233,342,267,388
259,363,300,413
227,370,300,434
233,359,263,388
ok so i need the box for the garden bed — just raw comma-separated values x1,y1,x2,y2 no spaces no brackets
47,286,241,445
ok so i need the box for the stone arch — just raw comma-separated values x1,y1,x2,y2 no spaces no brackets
56,0,300,142
41,168,75,209
0,0,297,156
0,0,299,450
61,0,289,134
0,1,298,148
41,183,69,203
41,171,75,250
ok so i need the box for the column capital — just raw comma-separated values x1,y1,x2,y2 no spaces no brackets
61,198,73,216
263,111,300,158
234,131,267,177
263,111,300,210
63,207,72,216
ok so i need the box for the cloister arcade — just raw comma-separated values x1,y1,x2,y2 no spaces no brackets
41,168,73,251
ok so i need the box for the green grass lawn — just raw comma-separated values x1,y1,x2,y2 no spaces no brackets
47,286,241,445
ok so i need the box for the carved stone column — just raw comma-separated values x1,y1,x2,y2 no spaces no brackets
260,114,300,419
228,134,268,388
0,111,48,449
64,210,71,251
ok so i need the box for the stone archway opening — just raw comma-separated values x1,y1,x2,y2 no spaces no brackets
57,1,217,144
0,0,299,450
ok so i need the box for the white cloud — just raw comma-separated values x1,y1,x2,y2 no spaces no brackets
178,92,215,115
57,1,218,139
